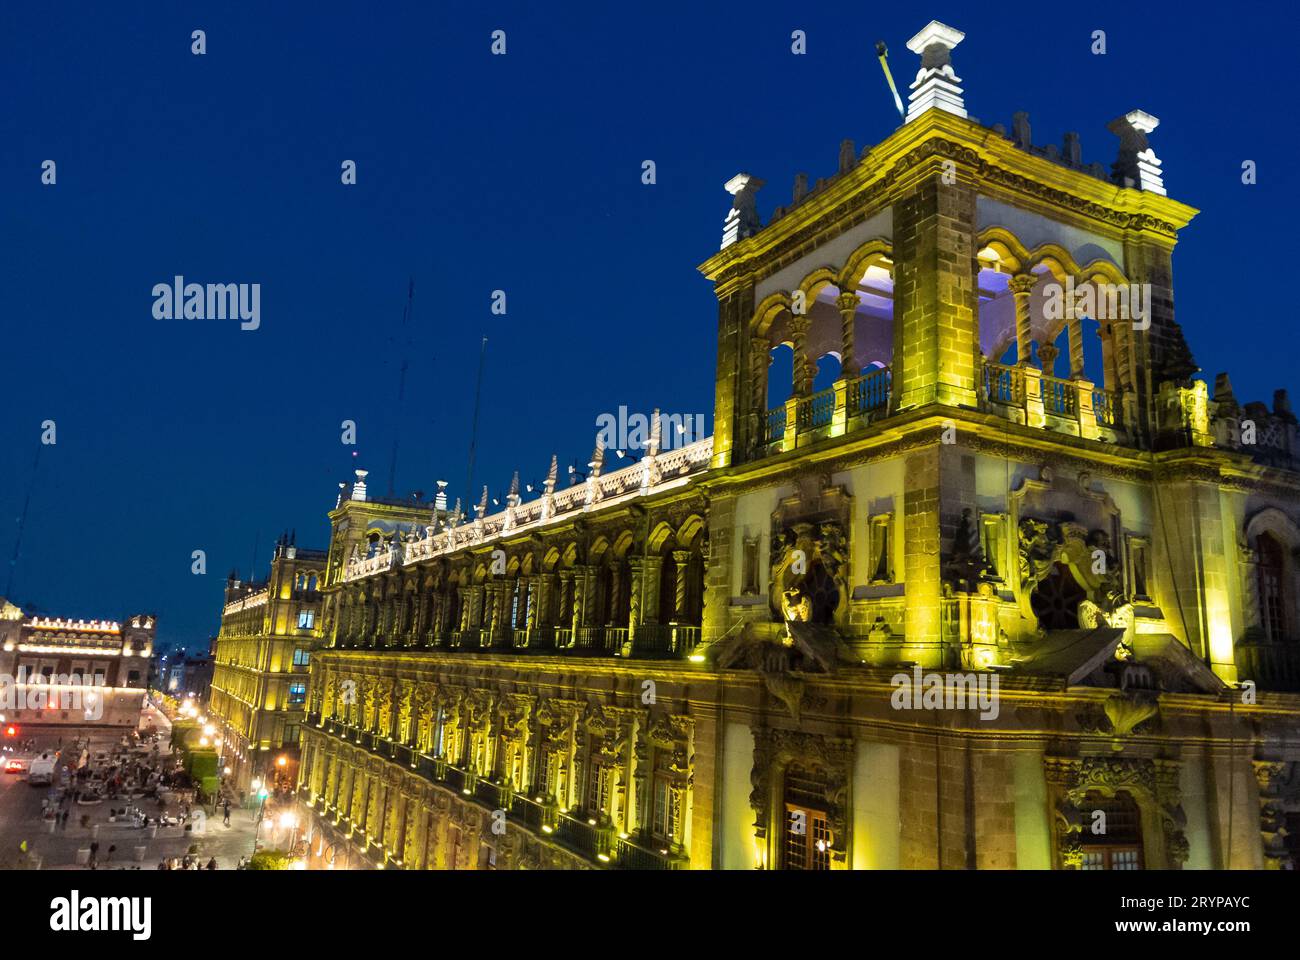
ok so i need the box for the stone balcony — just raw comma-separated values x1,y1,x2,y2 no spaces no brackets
758,359,1125,457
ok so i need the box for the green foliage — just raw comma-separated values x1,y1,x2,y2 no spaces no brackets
246,849,295,870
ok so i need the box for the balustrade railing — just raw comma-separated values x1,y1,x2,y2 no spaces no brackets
983,361,1024,406
632,622,702,657
796,387,836,431
1042,375,1077,417
1092,388,1120,427
848,367,891,418
765,405,786,445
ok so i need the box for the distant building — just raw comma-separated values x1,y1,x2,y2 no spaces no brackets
208,533,327,792
158,642,215,704
0,598,154,730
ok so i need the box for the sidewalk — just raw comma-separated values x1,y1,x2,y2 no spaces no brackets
31,795,268,870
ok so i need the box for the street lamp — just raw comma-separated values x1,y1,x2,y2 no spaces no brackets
251,783,271,854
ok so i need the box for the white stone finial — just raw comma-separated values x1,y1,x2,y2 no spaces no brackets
1107,110,1165,196
352,469,368,502
904,21,966,123
721,173,765,249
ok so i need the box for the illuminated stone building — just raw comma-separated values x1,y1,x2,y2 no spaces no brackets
0,599,153,729
209,533,327,792
296,21,1300,870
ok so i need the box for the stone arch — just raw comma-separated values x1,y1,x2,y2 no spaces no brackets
676,514,706,549
647,521,676,554
836,238,893,292
751,292,793,339
611,529,636,558
588,535,611,565
795,267,839,306
976,227,1032,273
1244,507,1300,550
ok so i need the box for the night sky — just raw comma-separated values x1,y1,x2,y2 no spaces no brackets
1,3,1289,648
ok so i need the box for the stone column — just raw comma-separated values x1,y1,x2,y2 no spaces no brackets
496,581,512,641
627,558,646,635
789,315,813,398
524,575,538,631
606,561,623,627
572,567,593,632
467,585,484,629
558,573,573,628
537,573,556,626
1009,273,1036,367
672,550,693,620
835,290,858,379
751,335,772,447
1068,311,1085,378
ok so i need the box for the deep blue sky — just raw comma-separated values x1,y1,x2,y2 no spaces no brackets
1,3,1290,649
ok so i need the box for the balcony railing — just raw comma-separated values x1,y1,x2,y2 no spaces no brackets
1235,640,1300,692
312,718,674,869
796,387,836,432
765,405,786,445
848,367,891,418
1042,374,1077,417
1093,388,1120,427
631,623,702,657
983,361,1025,406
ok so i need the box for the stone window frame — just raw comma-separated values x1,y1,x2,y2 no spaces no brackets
867,512,895,584
979,512,1008,582
1125,534,1152,602
741,532,763,596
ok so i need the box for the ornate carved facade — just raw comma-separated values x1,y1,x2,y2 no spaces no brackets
286,21,1300,870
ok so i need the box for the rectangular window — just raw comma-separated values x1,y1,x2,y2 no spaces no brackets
288,682,307,705
869,514,894,583
586,761,612,814
1127,536,1151,600
284,724,299,745
292,648,311,666
741,535,760,596
980,513,1006,581
298,610,316,630
783,801,830,871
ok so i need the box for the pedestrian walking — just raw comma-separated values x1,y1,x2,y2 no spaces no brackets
88,840,99,870
106,844,116,864
60,809,69,829
222,800,231,826
206,857,217,870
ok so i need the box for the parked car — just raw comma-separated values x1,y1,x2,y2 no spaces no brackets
28,752,57,786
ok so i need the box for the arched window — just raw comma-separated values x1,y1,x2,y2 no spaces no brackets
1257,534,1288,642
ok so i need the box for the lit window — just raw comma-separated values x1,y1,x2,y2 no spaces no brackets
288,682,307,705
292,648,311,666
782,765,831,871
298,610,316,630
